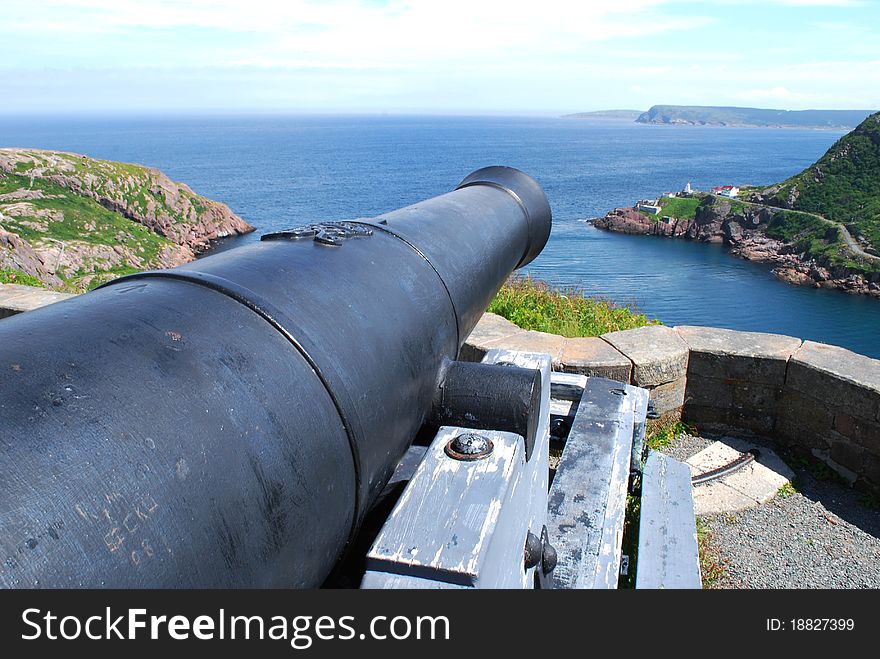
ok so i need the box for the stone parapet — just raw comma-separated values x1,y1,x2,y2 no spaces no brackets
462,313,880,491
0,283,76,319
601,325,689,387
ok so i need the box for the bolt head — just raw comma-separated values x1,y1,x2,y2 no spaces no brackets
445,433,493,461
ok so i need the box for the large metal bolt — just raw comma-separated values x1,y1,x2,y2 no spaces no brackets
445,432,493,461
541,525,558,577
524,531,542,570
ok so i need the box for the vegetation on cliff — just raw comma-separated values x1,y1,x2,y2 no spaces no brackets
488,276,659,337
753,111,880,254
0,149,253,291
0,266,45,287
605,109,880,289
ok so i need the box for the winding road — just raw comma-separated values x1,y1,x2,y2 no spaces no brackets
711,194,880,261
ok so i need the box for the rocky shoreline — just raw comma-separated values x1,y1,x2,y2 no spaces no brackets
0,148,254,290
591,200,880,299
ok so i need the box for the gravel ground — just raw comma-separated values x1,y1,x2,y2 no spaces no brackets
660,434,880,589
658,433,713,463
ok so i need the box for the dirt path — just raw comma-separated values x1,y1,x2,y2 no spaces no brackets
711,193,880,261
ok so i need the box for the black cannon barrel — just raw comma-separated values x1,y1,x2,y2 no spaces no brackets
0,166,551,588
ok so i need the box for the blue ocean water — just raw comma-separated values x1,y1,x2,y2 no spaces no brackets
1,115,878,357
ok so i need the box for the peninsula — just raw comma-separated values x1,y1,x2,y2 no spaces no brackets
591,111,880,297
0,149,254,291
636,105,874,129
563,105,875,130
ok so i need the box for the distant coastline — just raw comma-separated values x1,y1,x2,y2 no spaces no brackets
563,105,875,130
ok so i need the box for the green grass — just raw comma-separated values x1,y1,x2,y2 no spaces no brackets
764,208,880,277
695,518,726,588
9,150,220,230
0,267,46,287
488,276,659,337
757,112,880,253
658,196,700,219
645,416,695,450
0,172,176,290
776,482,798,499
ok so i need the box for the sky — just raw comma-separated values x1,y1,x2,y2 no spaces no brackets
2,0,879,115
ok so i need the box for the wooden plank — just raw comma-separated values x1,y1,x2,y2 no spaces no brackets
636,451,701,589
363,427,528,588
548,376,636,589
482,349,552,587
551,371,589,389
360,572,468,589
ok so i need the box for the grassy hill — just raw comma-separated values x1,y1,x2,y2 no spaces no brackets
753,112,880,253
0,149,253,291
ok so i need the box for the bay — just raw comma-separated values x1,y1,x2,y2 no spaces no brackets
1,114,877,357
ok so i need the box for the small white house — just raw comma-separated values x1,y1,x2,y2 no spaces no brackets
711,185,739,198
636,200,662,214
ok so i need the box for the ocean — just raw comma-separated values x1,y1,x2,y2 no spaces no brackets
1,114,878,357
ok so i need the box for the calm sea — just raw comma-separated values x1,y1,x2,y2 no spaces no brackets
1,115,878,357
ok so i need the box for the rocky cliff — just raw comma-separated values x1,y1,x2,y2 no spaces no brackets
592,112,880,299
591,195,880,298
0,148,254,290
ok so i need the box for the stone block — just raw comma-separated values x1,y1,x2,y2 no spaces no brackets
648,376,686,415
690,480,758,516
681,403,729,428
0,284,76,315
829,438,867,476
476,329,565,366
687,440,792,511
787,341,880,422
777,389,834,433
811,448,858,484
775,417,832,451
862,452,880,489
460,312,524,362
559,337,631,382
684,374,733,408
601,325,689,387
728,409,775,436
833,412,880,452
731,381,783,412
676,325,801,385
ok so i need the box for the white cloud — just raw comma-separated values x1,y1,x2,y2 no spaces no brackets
1,1,877,112
3,1,714,69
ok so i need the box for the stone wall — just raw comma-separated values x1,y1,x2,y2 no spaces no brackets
0,283,76,319
463,313,880,492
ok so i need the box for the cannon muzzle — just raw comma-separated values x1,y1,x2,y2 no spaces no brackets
0,166,551,588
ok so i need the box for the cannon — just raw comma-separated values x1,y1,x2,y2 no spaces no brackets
0,167,553,588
